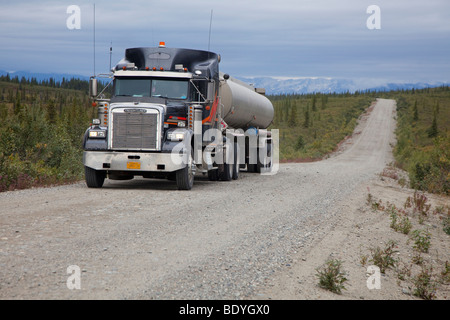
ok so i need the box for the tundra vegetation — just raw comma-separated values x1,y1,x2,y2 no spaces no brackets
364,190,449,300
383,87,450,195
0,75,96,191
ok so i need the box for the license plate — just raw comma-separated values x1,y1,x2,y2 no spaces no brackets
127,161,141,170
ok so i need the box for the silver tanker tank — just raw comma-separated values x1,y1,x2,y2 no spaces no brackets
219,74,274,130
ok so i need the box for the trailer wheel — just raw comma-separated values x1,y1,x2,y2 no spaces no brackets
208,169,219,181
84,166,106,188
247,163,257,173
232,142,240,180
265,142,273,173
176,154,194,190
219,142,233,181
258,141,273,174
219,163,233,181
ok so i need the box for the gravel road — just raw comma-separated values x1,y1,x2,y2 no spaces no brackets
0,99,396,300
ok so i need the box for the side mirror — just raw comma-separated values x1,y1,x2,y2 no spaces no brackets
89,77,98,98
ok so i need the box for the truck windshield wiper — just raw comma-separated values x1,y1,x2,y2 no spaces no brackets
152,94,171,99
116,94,146,97
153,95,187,100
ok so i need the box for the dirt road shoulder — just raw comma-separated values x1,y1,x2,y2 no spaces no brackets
252,172,450,300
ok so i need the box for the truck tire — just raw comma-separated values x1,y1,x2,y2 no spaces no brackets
257,141,272,174
265,141,273,173
232,142,240,180
208,169,219,181
219,142,233,181
247,163,257,173
176,154,194,190
219,163,233,181
84,166,106,188
248,146,261,173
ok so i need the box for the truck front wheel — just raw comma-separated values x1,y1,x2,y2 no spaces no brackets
176,155,194,190
84,166,106,188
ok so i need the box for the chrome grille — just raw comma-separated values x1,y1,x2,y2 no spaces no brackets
112,112,159,150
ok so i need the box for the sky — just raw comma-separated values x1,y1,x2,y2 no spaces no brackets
1,0,449,84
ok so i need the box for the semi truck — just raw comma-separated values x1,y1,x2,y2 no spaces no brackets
83,43,275,190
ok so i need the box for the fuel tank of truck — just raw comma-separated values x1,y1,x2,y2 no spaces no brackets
219,74,274,130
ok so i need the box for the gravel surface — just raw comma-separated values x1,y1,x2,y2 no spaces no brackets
0,99,397,299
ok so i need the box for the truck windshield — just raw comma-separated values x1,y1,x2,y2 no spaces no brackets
115,78,151,97
114,77,188,100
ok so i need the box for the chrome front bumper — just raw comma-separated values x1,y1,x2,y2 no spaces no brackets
83,151,188,172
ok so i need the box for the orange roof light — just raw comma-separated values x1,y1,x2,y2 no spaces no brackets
159,41,166,48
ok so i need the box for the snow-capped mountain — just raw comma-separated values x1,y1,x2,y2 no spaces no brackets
235,76,448,95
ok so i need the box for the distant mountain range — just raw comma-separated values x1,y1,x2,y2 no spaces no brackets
1,70,447,95
235,76,449,95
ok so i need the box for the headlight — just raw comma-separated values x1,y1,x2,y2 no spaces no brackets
168,132,185,141
89,130,106,138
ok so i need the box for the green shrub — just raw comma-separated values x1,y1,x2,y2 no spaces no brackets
369,240,398,273
411,229,431,253
315,259,348,294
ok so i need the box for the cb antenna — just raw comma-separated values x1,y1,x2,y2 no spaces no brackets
208,9,213,52
93,3,96,75
109,42,112,71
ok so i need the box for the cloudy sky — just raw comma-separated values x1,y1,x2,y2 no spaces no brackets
1,0,449,83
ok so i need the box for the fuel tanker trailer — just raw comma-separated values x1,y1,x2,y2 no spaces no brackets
83,43,275,190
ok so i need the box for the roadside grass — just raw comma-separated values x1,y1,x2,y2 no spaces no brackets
381,86,450,195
